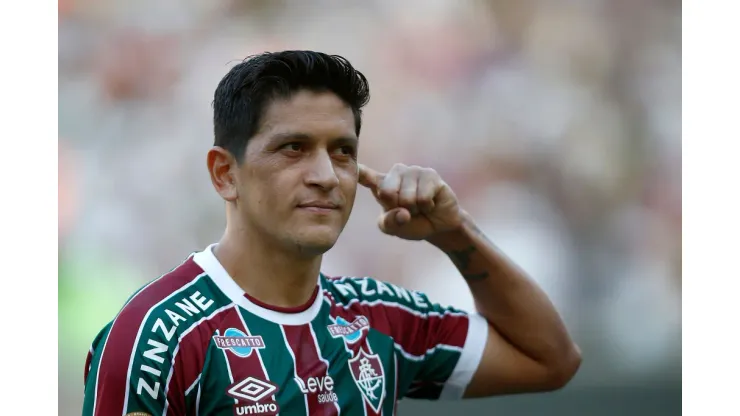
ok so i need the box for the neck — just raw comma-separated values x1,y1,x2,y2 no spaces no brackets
214,226,322,310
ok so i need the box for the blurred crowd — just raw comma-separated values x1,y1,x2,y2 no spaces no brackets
59,0,681,414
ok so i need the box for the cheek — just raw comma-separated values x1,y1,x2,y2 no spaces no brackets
340,173,359,205
248,169,300,213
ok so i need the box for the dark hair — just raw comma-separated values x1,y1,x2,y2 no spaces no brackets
212,51,371,162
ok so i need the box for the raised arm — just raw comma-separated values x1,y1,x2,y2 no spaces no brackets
358,163,581,397
427,212,581,396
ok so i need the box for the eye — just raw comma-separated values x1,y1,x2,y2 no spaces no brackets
334,146,356,157
281,142,303,152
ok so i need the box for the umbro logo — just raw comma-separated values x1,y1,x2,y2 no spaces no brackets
227,377,277,402
227,377,280,416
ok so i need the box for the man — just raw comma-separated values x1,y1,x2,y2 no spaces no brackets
82,51,581,416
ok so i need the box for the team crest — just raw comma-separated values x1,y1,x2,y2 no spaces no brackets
348,349,385,412
328,316,369,344
213,328,265,357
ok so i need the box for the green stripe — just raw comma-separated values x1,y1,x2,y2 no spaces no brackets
318,308,366,414
81,324,113,416
417,348,462,382
184,376,200,415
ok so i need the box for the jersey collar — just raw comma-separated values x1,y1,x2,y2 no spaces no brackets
193,243,324,325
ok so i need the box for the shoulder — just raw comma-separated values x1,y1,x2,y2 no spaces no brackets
114,257,207,330
322,275,443,315
89,256,229,381
98,256,225,363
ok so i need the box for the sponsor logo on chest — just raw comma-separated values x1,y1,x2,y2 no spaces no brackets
295,375,338,404
327,315,369,344
213,328,266,357
227,377,280,416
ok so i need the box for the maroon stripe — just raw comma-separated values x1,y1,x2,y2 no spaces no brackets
94,258,203,416
219,307,275,408
365,400,381,416
164,305,232,415
283,324,338,416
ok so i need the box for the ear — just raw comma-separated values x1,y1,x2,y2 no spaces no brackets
207,147,238,202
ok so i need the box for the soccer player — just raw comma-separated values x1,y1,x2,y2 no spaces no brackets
82,51,581,416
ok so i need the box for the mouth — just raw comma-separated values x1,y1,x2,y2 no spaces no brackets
297,201,341,212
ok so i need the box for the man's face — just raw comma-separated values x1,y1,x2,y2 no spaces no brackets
235,90,359,255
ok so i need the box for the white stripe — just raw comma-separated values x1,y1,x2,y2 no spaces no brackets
324,290,467,319
121,272,208,416
279,325,308,415
185,373,202,396
308,322,341,415
91,255,193,416
162,303,234,415
439,314,488,400
195,382,202,416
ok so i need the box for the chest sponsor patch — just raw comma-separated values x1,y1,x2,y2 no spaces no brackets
213,328,265,357
327,315,369,344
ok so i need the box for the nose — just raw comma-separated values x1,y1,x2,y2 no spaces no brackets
304,151,340,190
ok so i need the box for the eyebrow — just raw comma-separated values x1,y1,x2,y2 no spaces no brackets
269,132,358,145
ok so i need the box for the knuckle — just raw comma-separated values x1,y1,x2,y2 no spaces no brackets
391,163,407,172
421,167,438,176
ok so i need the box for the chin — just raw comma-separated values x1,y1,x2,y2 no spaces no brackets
291,227,341,255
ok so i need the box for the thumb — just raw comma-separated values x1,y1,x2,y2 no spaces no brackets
377,207,411,235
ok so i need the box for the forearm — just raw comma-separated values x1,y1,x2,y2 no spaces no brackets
427,210,579,367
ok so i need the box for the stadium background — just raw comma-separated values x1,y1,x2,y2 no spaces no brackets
58,0,681,414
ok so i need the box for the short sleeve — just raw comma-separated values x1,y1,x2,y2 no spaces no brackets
326,277,487,401
389,290,488,400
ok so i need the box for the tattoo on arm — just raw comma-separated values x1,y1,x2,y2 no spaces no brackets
447,246,490,281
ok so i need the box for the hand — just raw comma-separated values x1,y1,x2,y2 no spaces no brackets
358,163,464,241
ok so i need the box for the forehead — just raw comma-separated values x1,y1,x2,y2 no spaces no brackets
256,90,356,139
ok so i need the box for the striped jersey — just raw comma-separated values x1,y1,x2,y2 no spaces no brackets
82,245,488,416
